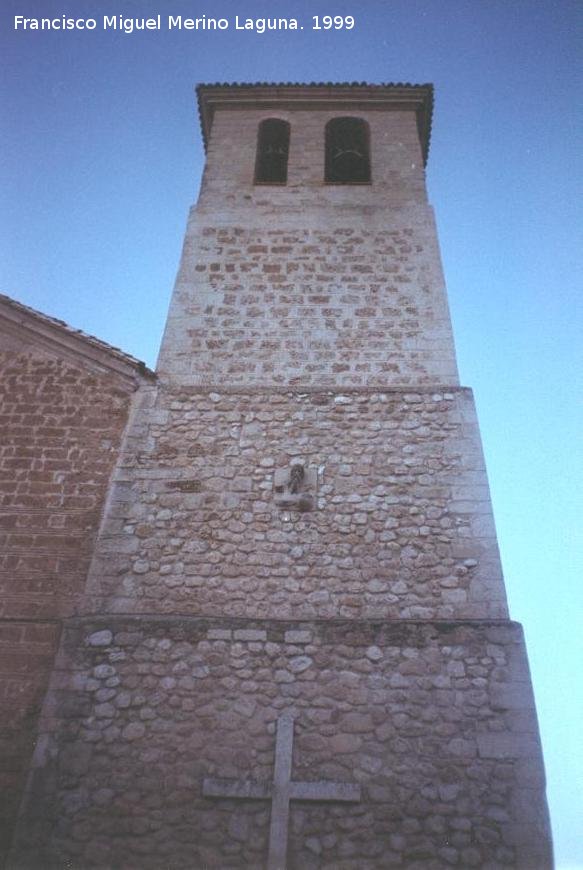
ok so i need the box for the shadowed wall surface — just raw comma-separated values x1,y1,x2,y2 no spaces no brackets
0,296,152,865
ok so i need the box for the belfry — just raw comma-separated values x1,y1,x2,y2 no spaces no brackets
9,84,552,869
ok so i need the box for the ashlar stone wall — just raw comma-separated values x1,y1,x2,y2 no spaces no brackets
158,219,457,388
157,105,458,388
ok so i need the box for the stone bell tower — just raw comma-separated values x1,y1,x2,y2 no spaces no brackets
11,84,552,869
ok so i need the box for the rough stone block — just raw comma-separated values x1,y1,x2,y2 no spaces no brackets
284,630,312,644
233,629,267,642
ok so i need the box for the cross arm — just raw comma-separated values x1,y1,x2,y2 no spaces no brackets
290,781,361,802
203,777,272,800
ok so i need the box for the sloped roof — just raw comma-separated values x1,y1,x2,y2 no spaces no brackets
196,82,434,164
0,293,155,385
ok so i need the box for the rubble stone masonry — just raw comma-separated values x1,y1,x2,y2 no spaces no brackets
13,617,549,869
85,386,507,622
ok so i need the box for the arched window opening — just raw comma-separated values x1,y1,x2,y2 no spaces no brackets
254,119,290,184
325,117,370,183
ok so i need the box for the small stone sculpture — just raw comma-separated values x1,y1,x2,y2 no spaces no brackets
273,463,316,511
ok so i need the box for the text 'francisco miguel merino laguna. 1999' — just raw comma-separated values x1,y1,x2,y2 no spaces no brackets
13,15,356,33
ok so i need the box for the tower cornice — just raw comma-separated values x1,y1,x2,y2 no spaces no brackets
196,82,434,164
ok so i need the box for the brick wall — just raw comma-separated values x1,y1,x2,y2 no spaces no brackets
0,340,144,865
199,108,428,208
0,349,137,619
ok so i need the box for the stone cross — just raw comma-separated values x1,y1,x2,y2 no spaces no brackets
203,714,361,870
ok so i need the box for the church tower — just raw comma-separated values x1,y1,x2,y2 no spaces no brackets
11,84,552,869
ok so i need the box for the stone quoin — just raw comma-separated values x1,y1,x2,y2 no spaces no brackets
4,84,552,869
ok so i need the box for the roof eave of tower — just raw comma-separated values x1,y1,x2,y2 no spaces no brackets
195,82,434,165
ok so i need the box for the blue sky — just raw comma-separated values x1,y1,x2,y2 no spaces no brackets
2,0,582,865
